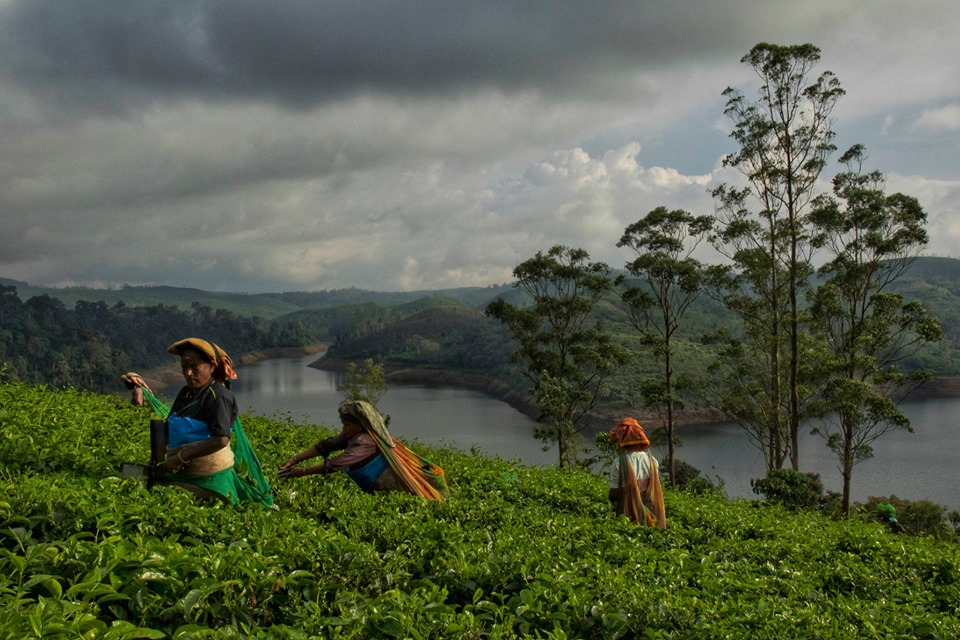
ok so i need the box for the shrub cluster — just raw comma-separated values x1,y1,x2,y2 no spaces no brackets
750,469,826,511
750,468,958,542
862,496,958,541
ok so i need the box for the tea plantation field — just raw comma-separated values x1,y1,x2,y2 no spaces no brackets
1,379,958,638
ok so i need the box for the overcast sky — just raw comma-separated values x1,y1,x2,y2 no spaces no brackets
2,1,958,293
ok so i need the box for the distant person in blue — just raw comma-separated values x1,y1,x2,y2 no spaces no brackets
876,502,906,534
162,338,240,502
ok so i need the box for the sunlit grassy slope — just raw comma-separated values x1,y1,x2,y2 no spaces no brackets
1,380,958,639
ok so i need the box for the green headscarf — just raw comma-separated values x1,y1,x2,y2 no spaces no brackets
876,502,897,522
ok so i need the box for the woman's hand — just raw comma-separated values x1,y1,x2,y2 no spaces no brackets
122,372,147,389
278,466,305,479
165,448,189,474
278,455,300,471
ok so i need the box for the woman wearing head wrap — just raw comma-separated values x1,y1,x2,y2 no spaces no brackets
608,417,667,529
876,502,906,534
124,338,273,506
278,400,447,500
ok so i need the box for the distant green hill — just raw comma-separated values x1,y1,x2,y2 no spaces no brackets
5,256,960,407
323,302,516,374
0,279,303,319
0,278,515,320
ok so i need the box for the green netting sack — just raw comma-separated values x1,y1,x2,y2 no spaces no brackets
143,388,274,506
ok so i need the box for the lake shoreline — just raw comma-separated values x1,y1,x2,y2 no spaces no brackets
138,343,330,392
230,353,959,510
151,345,960,431
312,356,960,430
313,357,737,429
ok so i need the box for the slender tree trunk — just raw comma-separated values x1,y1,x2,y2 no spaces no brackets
665,337,676,487
557,427,567,469
841,468,852,517
789,240,800,470
769,234,784,472
842,424,854,516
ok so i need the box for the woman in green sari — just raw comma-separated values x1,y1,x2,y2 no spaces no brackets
127,338,273,506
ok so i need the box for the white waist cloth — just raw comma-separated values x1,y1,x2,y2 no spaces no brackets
609,450,653,489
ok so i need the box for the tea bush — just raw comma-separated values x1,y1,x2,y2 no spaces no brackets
863,495,955,540
2,379,959,638
750,469,824,511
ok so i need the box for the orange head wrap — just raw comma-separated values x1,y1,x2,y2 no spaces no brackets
167,337,238,384
609,417,650,451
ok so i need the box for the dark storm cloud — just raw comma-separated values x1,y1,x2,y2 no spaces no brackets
0,0,759,111
1,0,958,293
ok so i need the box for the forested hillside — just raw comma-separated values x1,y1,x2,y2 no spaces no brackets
3,256,960,408
0,281,521,397
0,278,513,320
0,287,301,392
2,380,958,638
316,256,960,420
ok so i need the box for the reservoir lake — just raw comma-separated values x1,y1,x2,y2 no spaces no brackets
231,354,959,511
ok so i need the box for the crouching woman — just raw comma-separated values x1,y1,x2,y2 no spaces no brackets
279,400,447,500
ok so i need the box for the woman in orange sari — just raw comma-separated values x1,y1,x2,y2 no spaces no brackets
608,417,666,529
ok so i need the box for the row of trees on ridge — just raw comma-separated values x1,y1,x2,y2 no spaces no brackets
485,43,941,516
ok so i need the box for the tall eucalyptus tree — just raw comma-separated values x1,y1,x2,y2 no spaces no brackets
617,206,713,486
710,42,844,470
809,145,941,516
486,245,629,468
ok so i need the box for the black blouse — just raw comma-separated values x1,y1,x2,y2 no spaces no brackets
169,380,237,438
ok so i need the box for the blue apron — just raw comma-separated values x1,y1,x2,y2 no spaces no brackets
343,453,389,490
168,414,231,448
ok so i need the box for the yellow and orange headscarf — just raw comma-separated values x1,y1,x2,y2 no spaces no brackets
167,337,238,384
609,417,650,451
338,400,447,500
338,400,394,446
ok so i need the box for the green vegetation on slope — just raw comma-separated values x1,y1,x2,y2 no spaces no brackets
1,380,958,638
5,255,960,430
0,289,305,393
0,279,515,321
324,303,516,375
0,281,304,320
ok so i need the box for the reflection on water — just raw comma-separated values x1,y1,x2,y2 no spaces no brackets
233,355,959,509
233,354,558,466
673,399,960,510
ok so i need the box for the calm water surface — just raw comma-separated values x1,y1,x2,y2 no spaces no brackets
232,355,558,465
233,355,959,510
